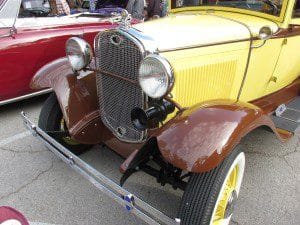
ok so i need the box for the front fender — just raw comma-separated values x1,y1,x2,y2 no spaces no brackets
30,57,73,89
156,100,279,173
31,57,103,144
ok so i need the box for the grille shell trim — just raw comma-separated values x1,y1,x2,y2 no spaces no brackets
95,29,148,143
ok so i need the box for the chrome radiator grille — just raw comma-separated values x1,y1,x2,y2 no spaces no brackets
95,30,145,142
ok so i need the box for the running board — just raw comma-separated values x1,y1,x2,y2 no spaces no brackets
21,112,178,225
272,97,300,133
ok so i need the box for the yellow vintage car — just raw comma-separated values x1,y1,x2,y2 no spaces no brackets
22,0,300,224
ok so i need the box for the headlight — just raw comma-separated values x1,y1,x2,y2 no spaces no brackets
138,55,174,99
66,37,92,71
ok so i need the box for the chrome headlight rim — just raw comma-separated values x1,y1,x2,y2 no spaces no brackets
138,54,174,99
66,37,93,72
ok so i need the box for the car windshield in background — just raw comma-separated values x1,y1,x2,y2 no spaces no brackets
21,0,50,11
172,0,283,16
0,0,21,27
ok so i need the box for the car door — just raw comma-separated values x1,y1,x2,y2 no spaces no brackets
0,16,86,102
0,0,27,102
266,0,300,94
239,27,283,102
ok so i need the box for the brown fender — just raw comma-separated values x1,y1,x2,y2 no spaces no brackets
155,100,285,173
31,57,104,144
30,57,142,156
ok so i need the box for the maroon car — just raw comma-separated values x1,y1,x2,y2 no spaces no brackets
0,0,126,105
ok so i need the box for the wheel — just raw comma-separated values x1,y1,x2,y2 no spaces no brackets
38,93,92,155
178,146,245,225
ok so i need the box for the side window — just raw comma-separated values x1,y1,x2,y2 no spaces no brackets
293,0,300,17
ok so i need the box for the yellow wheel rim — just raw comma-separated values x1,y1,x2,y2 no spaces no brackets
212,166,238,224
211,152,245,225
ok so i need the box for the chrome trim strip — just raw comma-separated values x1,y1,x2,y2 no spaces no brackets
0,88,52,106
21,112,176,225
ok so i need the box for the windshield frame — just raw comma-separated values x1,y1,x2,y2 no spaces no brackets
168,0,290,23
0,0,21,28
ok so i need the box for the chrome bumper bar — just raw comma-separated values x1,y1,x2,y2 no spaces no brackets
21,112,177,225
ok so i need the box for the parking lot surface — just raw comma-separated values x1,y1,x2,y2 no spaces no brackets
0,95,299,225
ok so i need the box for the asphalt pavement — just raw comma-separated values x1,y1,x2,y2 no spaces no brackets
0,95,299,225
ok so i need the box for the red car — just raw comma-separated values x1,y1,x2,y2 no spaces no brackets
0,0,124,105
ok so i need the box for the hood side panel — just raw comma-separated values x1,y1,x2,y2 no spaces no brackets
161,41,250,109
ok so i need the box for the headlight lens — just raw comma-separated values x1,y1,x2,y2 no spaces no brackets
66,37,92,71
139,55,174,99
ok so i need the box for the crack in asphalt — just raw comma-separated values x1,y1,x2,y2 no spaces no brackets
245,150,279,157
245,149,298,174
245,139,299,158
283,147,299,157
282,157,295,175
282,137,300,173
0,161,54,201
0,131,32,149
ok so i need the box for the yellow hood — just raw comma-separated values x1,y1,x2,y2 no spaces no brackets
133,13,278,52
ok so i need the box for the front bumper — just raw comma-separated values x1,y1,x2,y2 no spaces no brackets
21,112,177,225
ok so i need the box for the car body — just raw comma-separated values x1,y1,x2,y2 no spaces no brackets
0,0,128,105
25,0,300,224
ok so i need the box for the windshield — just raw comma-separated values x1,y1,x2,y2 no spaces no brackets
171,0,283,17
0,0,21,28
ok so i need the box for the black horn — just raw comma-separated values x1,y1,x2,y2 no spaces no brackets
131,100,175,131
